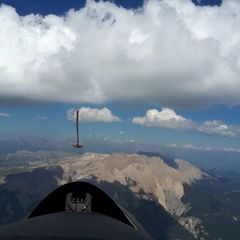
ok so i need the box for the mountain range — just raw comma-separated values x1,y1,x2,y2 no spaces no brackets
0,152,240,239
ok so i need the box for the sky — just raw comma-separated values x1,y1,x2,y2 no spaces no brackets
1,0,240,155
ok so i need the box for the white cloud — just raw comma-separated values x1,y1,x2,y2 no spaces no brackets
1,1,240,107
0,112,9,117
132,108,196,129
168,143,240,153
129,28,148,44
198,120,239,137
133,107,240,137
67,107,120,123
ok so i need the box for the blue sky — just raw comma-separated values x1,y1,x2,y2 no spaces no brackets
1,102,240,151
0,0,222,15
0,0,240,155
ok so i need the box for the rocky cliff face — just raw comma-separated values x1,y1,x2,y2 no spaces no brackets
57,153,208,238
59,153,205,215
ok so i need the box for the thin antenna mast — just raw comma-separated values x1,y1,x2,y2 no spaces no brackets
72,109,84,148
76,109,79,145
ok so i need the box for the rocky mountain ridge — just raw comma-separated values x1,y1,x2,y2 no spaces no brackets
59,153,206,216
0,152,239,240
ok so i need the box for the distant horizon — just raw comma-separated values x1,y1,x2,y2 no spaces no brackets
1,135,240,171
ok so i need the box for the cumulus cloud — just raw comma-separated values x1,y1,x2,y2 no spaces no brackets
1,1,240,107
0,112,10,117
67,107,120,123
132,108,196,129
198,120,240,137
133,107,240,137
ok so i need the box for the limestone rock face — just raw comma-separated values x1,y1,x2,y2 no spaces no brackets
59,153,206,216
0,152,210,239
